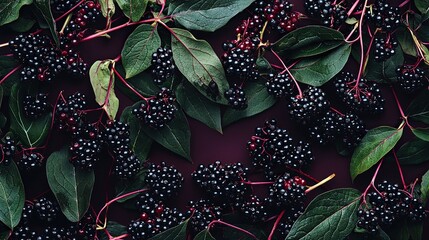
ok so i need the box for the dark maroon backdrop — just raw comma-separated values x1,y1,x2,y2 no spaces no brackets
1,0,428,239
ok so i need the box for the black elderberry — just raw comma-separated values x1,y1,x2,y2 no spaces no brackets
374,35,398,62
113,149,141,179
357,208,379,234
276,205,304,238
334,72,385,115
133,88,177,129
265,72,295,98
240,195,269,222
366,0,400,31
269,174,306,207
10,226,38,240
307,110,343,145
127,220,157,240
224,84,248,110
1,136,16,165
18,152,43,171
51,0,80,13
305,0,348,28
23,93,51,119
396,65,427,94
288,86,330,125
136,192,164,215
223,48,256,79
339,112,366,150
70,124,102,169
187,199,222,234
55,92,87,132
101,120,131,151
34,197,61,222
151,47,175,85
145,162,184,199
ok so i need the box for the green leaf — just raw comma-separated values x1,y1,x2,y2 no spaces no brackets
121,105,153,161
89,60,119,119
115,65,159,100
397,139,429,165
289,44,351,87
255,56,272,72
171,28,229,104
222,82,277,126
397,27,418,57
176,81,222,133
421,169,429,203
46,148,95,222
33,0,59,46
115,0,148,22
407,90,429,124
0,0,33,26
9,83,51,148
121,24,161,78
415,0,429,14
273,26,345,59
194,229,216,240
7,13,36,33
168,0,254,32
114,171,147,203
286,188,361,240
0,85,3,107
408,222,423,240
350,126,403,181
0,162,25,229
99,221,127,240
0,56,20,95
149,219,189,240
221,224,268,240
99,0,115,17
365,46,404,83
412,128,429,141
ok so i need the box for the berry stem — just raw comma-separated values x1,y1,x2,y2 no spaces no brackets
392,150,407,190
329,107,345,117
96,188,148,230
241,181,274,185
208,220,259,240
110,233,129,240
305,173,335,193
113,67,148,100
390,86,407,120
267,210,285,240
270,49,303,98
347,0,361,16
54,0,85,22
284,166,320,183
355,0,369,88
362,158,384,202
59,13,73,34
0,42,9,48
399,0,411,8
0,65,21,85
361,28,379,74
344,23,359,43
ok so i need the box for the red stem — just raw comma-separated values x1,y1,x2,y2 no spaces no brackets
399,0,411,8
267,210,285,240
241,181,274,185
112,68,148,100
362,158,384,202
390,86,406,119
392,151,407,190
209,220,259,240
0,65,21,85
284,166,320,183
270,49,303,98
355,0,369,87
54,0,85,22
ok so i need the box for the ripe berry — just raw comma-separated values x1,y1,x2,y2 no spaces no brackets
339,112,366,150
269,174,306,207
288,86,330,125
101,120,131,152
34,197,61,222
151,47,175,85
18,152,43,171
23,93,51,119
133,88,177,129
307,110,343,145
223,48,256,79
265,72,295,98
276,205,304,238
239,195,269,222
51,0,80,13
366,1,400,31
224,84,248,110
334,72,385,114
128,220,157,240
55,92,87,132
374,35,398,62
357,208,379,234
252,0,298,33
113,149,141,179
136,192,164,215
1,136,17,165
396,65,427,94
145,162,184,200
187,199,222,234
69,123,102,169
11,226,38,240
76,212,97,239
305,0,347,28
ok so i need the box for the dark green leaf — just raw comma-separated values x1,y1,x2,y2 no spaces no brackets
149,219,189,240
221,224,268,240
121,24,161,78
289,44,351,87
397,139,429,165
0,0,33,26
0,56,20,95
171,28,229,104
115,65,159,100
0,85,3,107
0,113,7,129
412,127,429,141
223,82,277,126
397,27,418,57
386,220,410,240
255,56,272,72
7,13,36,32
273,25,345,59
421,169,429,203
407,90,429,124
168,0,254,32
99,0,115,18
365,47,404,83
0,162,25,229
46,148,95,222
194,229,216,240
408,222,423,240
114,171,147,203
115,0,148,22
121,105,153,161
286,188,361,240
415,0,429,14
350,126,403,181
33,0,59,46
99,221,127,240
9,83,51,148
176,81,222,133
89,60,119,119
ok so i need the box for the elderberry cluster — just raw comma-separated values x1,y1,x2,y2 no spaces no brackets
17,152,43,171
23,93,51,119
151,47,175,85
373,35,398,62
101,120,141,179
132,88,178,129
0,136,17,165
366,0,400,31
145,162,184,199
247,119,314,180
304,0,348,28
12,197,96,239
357,181,427,235
396,65,428,94
69,123,102,169
252,0,299,33
54,92,87,132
